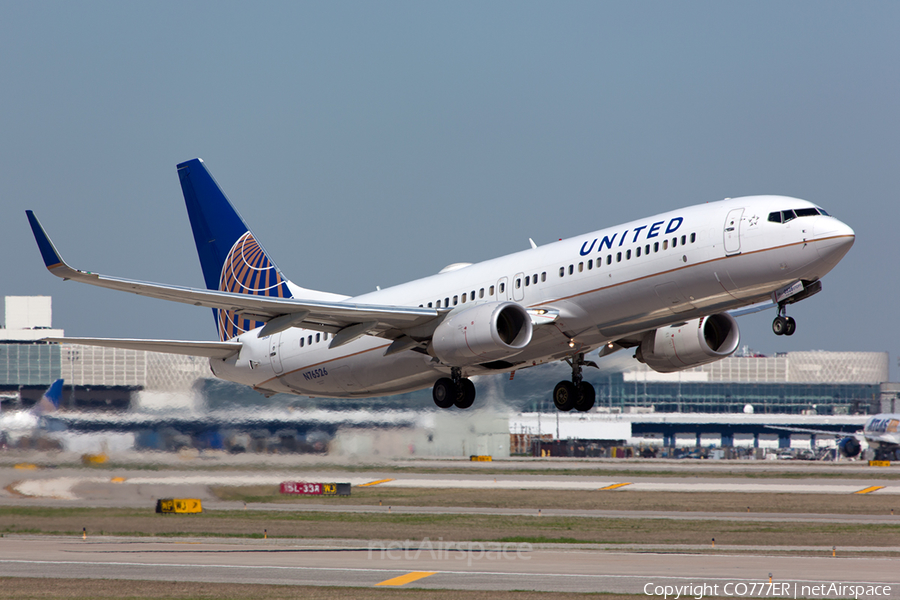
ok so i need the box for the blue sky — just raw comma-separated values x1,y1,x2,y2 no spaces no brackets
3,2,898,378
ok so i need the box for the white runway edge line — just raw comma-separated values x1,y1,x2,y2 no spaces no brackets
0,558,898,586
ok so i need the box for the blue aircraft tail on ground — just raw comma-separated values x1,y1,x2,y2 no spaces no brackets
33,378,64,415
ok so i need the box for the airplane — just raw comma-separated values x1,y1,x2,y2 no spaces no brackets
768,414,900,461
0,379,64,446
26,158,855,412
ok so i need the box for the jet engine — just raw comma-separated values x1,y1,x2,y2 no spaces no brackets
838,437,861,458
635,313,740,373
431,301,533,367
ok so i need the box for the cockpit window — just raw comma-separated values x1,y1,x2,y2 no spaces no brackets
770,207,829,224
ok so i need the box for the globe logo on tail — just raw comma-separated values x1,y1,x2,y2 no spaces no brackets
217,232,290,341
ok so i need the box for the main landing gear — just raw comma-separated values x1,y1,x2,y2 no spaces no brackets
553,353,596,412
433,367,476,409
772,305,797,336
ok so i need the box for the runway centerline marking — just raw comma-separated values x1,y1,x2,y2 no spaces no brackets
854,486,885,494
599,482,633,491
358,479,395,487
375,571,437,586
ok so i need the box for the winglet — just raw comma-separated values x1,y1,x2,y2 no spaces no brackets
26,211,69,272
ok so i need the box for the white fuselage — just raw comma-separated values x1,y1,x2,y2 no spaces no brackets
210,195,854,398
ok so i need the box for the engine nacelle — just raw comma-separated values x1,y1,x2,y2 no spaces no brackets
635,313,740,373
431,301,533,367
838,437,861,458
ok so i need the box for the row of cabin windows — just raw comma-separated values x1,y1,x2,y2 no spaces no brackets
418,272,549,308
299,332,328,348
559,232,697,278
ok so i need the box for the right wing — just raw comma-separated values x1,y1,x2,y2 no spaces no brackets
44,337,243,359
27,211,444,344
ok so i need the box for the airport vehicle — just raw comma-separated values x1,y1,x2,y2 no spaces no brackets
27,159,854,411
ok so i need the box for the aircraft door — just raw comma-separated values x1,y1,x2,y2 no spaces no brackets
496,276,509,301
724,208,744,255
269,333,284,375
512,272,525,302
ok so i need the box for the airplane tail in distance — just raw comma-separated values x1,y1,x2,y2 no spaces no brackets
177,159,293,341
33,379,64,415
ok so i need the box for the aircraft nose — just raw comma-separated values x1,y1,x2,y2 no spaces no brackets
813,218,855,267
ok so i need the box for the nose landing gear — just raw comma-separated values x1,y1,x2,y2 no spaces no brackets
553,353,596,412
772,306,796,336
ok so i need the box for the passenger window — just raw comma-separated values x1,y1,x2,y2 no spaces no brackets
479,288,484,298
453,295,458,306
445,297,450,306
578,262,583,272
626,249,631,260
300,338,304,347
428,302,433,308
568,264,574,275
541,272,546,282
471,290,475,299
461,293,467,303
587,259,593,270
672,237,678,248
499,284,505,293
436,300,441,308
532,274,537,284
559,267,565,277
515,278,521,289
616,252,622,262
324,333,328,340
489,285,494,295
308,335,313,345
663,240,668,250
690,233,696,243
316,333,320,343
681,235,686,246
606,255,612,265
635,247,641,257
645,244,650,255
525,276,530,286
654,242,659,252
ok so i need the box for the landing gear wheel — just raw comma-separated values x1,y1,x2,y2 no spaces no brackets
454,378,476,409
432,377,456,409
553,381,578,412
784,316,796,336
574,382,595,412
772,316,787,336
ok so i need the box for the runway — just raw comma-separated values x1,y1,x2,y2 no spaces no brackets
6,467,900,502
2,536,899,596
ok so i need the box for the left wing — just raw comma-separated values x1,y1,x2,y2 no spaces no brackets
27,210,443,344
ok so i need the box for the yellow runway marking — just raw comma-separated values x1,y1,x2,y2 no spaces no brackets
359,478,395,487
375,571,437,586
854,486,885,494
598,482,632,491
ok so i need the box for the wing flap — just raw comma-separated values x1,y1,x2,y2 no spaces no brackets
44,337,242,359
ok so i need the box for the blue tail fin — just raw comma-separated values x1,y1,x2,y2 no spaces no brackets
33,378,64,415
177,159,293,341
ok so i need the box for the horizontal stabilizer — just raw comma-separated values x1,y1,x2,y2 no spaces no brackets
44,337,242,359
